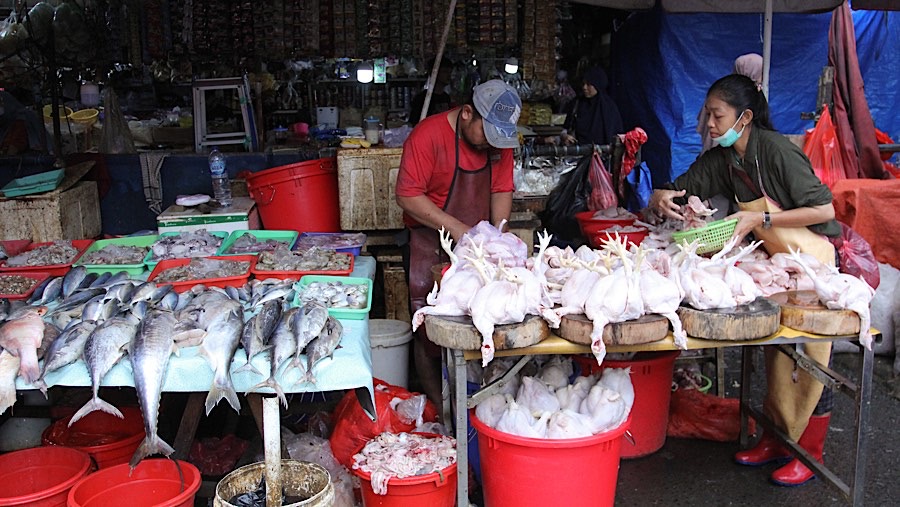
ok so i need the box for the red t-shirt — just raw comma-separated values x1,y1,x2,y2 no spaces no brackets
396,109,515,227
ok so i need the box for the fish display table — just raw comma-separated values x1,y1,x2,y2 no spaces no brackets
446,326,878,507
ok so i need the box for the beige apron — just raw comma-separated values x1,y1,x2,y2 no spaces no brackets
734,158,833,440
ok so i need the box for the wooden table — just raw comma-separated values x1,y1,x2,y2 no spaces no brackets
445,326,877,507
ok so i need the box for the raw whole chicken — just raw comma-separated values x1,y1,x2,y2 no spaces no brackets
547,410,595,439
456,220,528,268
516,376,560,416
788,248,876,349
495,399,546,438
596,368,635,413
635,247,687,349
475,393,510,428
555,383,590,412
579,384,628,434
468,261,527,366
537,356,573,390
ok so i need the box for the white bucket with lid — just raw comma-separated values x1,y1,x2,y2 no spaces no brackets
369,319,413,388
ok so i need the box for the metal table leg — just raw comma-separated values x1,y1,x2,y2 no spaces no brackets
851,344,873,506
739,346,753,447
452,348,469,507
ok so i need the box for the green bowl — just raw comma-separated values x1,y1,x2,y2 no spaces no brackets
76,235,158,275
217,230,299,256
292,275,372,320
143,230,229,272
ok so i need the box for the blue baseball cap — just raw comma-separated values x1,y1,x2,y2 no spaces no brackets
473,80,522,149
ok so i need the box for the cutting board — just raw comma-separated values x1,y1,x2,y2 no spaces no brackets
677,297,780,341
557,313,669,346
424,314,550,351
769,290,860,336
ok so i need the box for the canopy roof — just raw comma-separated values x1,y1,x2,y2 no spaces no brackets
569,1,899,13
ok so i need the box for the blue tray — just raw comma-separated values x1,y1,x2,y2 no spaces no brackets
1,169,65,198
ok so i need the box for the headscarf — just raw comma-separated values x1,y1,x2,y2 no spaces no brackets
570,67,623,146
733,53,764,86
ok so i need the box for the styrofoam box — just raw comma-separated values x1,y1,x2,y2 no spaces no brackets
156,196,261,234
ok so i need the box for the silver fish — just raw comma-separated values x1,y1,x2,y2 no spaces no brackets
127,281,158,306
103,282,136,305
33,321,97,395
54,288,104,313
148,284,174,304
39,277,64,305
294,302,329,354
89,271,112,288
62,265,88,298
300,316,343,385
199,301,244,414
76,272,99,291
81,295,117,323
174,290,195,311
69,317,137,425
157,290,179,311
249,307,299,406
129,309,177,468
235,300,282,376
225,285,241,301
0,306,48,383
27,277,55,304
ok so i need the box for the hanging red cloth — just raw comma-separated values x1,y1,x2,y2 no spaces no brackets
828,1,887,180
617,127,648,201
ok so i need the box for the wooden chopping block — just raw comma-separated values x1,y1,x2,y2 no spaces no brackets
769,290,860,336
676,297,781,341
424,314,550,351
557,313,669,346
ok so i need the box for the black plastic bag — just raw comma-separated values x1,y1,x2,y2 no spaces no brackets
540,154,591,242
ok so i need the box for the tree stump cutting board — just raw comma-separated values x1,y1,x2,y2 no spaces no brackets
424,314,550,351
557,313,669,346
676,297,780,341
769,290,860,336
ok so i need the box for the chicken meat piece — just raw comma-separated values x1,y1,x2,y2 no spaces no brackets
474,393,509,428
635,246,687,349
0,306,48,384
547,410,595,439
578,384,628,434
516,376,560,417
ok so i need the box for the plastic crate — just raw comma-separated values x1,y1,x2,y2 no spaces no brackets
671,219,738,255
75,235,158,275
0,240,33,259
293,275,372,320
147,255,256,293
0,272,51,300
0,169,65,198
0,239,94,276
217,230,299,256
252,253,354,281
293,232,367,256
143,230,229,272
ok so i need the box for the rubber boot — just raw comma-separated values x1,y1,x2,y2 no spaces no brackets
734,432,791,466
771,414,830,486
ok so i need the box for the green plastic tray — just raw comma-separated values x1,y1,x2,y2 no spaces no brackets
217,230,299,256
293,275,373,320
1,169,65,197
75,235,159,275
143,230,229,272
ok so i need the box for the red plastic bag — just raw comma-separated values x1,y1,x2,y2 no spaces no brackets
803,105,846,188
329,379,439,467
667,389,755,442
830,222,880,289
588,150,618,211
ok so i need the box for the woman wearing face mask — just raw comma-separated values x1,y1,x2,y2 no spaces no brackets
649,74,840,487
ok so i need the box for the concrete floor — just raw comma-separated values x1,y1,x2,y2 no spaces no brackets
614,349,900,507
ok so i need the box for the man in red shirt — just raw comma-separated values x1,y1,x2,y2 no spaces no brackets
396,80,521,406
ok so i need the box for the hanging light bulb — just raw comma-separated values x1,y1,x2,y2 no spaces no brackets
504,57,519,74
357,61,374,83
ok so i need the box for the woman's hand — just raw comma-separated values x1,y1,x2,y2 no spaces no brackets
649,189,686,220
726,210,765,243
562,134,577,145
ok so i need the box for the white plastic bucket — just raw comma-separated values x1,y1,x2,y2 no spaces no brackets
369,319,413,388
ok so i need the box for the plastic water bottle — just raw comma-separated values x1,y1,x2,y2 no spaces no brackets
208,146,232,206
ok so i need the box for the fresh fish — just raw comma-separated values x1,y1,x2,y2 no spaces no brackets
129,309,177,468
33,321,97,395
0,350,20,415
293,302,329,354
148,284,174,304
172,320,205,348
234,300,282,376
225,285,241,301
0,306,48,383
158,290,179,311
62,265,88,298
249,307,299,406
81,295,117,323
94,271,130,289
300,317,343,385
26,276,55,304
39,276,64,305
127,282,158,306
50,307,83,332
103,282,136,304
199,301,244,414
70,317,139,425
37,323,62,360
76,272,99,291
88,271,112,288
174,290,194,311
53,288,104,313
250,284,294,308
130,300,149,321
0,298,9,321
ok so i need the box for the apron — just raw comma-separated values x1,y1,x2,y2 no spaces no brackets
408,117,493,355
733,156,833,440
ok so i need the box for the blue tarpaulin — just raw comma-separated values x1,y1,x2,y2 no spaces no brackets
610,9,900,186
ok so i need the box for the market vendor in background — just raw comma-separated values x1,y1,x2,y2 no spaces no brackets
0,88,48,155
408,58,454,126
649,74,839,487
396,80,521,407
562,66,622,146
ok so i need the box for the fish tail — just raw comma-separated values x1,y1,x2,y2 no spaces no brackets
129,434,175,469
70,396,124,426
248,377,287,408
32,378,49,398
205,376,241,415
232,361,262,376
296,370,316,387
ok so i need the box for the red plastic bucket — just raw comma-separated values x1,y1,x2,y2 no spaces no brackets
42,407,145,469
575,350,680,458
244,158,341,233
0,446,92,507
353,462,457,507
471,410,630,507
67,459,201,507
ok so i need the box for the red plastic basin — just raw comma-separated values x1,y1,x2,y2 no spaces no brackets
0,446,92,507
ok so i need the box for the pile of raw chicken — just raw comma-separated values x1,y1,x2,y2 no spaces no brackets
413,197,876,367
474,356,634,440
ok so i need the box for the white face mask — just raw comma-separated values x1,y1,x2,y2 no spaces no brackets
711,111,747,148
